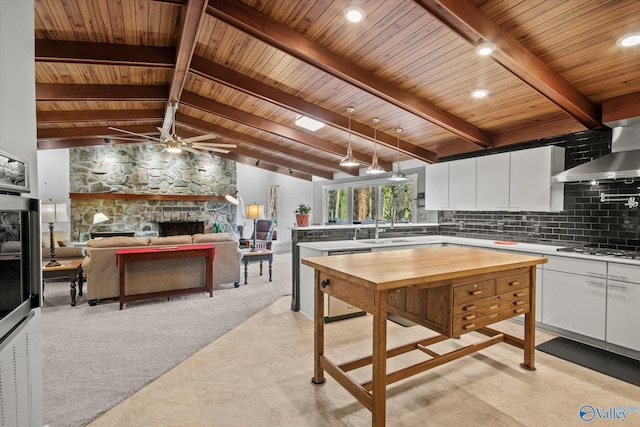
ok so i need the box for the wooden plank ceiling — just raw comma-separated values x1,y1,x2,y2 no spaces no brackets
34,0,640,181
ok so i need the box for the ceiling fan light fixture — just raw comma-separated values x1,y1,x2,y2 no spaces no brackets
166,140,182,153
295,115,325,131
617,32,640,47
344,6,365,23
340,106,359,167
475,42,496,56
366,117,385,175
389,127,408,181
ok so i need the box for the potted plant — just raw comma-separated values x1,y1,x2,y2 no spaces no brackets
294,203,311,227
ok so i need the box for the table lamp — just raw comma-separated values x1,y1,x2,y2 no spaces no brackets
42,202,69,267
245,203,264,252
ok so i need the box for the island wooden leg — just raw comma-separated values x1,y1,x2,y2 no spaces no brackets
311,270,325,385
521,267,536,371
371,289,387,426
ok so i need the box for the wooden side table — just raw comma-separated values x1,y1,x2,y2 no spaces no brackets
241,248,273,284
42,258,84,306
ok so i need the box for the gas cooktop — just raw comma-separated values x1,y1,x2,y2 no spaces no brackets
556,246,640,259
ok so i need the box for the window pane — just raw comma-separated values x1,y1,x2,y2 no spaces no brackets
353,186,376,222
381,182,413,223
327,188,348,223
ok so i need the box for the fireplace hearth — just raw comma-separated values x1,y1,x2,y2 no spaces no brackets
158,221,204,237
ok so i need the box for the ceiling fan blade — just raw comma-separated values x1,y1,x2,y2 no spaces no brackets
182,133,217,144
106,136,148,142
204,147,230,154
191,142,237,149
157,126,175,143
108,127,164,143
183,146,202,155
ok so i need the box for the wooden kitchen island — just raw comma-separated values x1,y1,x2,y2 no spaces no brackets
301,246,547,427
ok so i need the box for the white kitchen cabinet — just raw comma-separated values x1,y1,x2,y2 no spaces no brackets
542,256,606,340
476,152,510,211
606,263,640,352
448,158,476,210
425,162,449,210
509,146,564,211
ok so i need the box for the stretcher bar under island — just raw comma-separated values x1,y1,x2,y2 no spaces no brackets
301,246,547,427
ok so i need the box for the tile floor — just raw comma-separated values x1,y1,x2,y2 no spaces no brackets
88,273,640,427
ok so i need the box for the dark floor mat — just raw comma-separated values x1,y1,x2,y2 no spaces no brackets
536,337,640,387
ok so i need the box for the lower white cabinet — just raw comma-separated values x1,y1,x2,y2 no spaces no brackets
542,269,606,340
606,263,640,352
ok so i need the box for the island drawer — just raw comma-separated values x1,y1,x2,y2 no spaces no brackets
452,302,530,335
496,271,529,293
453,280,496,305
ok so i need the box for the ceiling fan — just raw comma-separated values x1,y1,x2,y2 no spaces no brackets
107,103,236,154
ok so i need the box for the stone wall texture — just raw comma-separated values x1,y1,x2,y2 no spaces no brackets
69,144,237,241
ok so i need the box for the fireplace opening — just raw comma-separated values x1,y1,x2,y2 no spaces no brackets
158,221,204,237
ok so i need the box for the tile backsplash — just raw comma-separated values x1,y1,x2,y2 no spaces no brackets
438,129,640,250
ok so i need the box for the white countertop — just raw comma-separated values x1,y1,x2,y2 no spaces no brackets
289,223,439,231
298,235,640,266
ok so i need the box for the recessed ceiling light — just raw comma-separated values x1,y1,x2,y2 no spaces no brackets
471,89,489,98
344,6,365,23
295,115,325,131
617,32,640,47
475,42,496,56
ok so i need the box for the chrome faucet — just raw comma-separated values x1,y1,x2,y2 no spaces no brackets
353,227,362,240
374,219,380,239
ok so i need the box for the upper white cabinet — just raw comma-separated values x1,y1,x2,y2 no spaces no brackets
476,152,510,211
448,158,476,210
425,145,565,212
425,162,449,210
509,146,565,212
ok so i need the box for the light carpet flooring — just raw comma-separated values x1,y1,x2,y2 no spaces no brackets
87,290,640,426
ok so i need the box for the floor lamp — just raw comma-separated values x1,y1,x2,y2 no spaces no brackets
42,202,69,267
245,203,264,252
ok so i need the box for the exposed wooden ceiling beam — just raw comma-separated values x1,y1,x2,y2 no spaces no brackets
206,0,493,149
164,0,209,131
37,124,160,140
35,39,175,68
37,109,164,123
190,56,437,163
223,152,312,181
415,0,602,129
176,113,349,177
36,84,168,101
38,138,113,150
179,91,393,170
602,91,640,125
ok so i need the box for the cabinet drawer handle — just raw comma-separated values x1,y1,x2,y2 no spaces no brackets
463,314,476,321
513,300,525,306
463,304,476,311
490,313,500,319
514,292,525,297
587,271,606,278
514,308,525,314
608,275,627,281
586,280,606,287
463,323,476,330
320,279,330,288
607,284,627,290
469,290,483,296
509,281,519,287
489,304,500,310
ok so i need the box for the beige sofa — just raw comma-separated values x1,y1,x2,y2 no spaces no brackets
81,233,243,305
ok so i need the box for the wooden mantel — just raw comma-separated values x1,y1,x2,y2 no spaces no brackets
69,192,226,202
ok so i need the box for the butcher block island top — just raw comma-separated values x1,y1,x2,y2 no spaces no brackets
302,246,547,427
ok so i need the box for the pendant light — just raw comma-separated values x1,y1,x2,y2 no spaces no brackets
339,106,359,167
366,118,386,174
389,127,408,181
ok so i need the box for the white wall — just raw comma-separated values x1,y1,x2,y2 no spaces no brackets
237,163,313,252
0,0,38,198
37,149,71,235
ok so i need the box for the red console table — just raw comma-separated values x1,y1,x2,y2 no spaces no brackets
116,244,215,310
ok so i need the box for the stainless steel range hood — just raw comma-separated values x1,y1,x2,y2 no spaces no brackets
551,118,640,183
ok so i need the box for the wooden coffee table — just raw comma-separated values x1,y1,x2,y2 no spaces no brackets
42,258,84,306
241,248,273,285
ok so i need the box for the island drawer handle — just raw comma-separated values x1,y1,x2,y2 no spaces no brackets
463,314,476,321
463,304,476,311
489,304,500,310
490,313,500,319
321,279,330,288
513,300,525,306
514,292,525,297
514,308,525,314
463,323,476,330
469,290,483,295
509,281,519,287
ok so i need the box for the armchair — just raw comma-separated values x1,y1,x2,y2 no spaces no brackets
240,219,275,250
